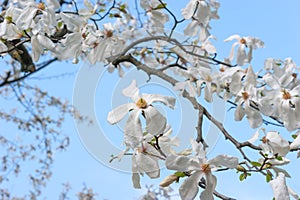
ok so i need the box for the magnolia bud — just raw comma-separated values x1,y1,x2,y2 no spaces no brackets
236,165,246,172
159,174,178,187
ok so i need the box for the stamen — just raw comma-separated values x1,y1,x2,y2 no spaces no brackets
136,98,147,109
282,89,291,100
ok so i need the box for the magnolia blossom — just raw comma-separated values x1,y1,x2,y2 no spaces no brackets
224,34,264,66
165,140,238,200
132,143,160,189
260,131,290,157
174,64,217,102
132,128,179,188
174,67,202,98
107,80,175,148
182,0,219,41
264,58,299,89
261,60,300,131
230,66,263,128
140,0,169,33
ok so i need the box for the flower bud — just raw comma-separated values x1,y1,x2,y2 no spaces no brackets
160,174,178,187
236,165,246,172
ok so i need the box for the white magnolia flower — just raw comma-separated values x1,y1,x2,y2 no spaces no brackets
264,58,299,90
260,131,290,157
182,0,219,41
140,0,169,33
132,143,160,189
55,32,83,62
261,60,300,131
107,80,176,148
216,60,243,100
0,6,23,40
174,68,202,98
132,127,179,189
230,66,263,128
262,86,300,131
165,140,238,200
174,65,216,102
224,34,264,66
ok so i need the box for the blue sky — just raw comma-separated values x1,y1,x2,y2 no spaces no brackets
2,0,300,199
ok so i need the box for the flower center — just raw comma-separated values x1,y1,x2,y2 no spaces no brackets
106,30,113,38
206,75,212,82
136,98,148,109
219,67,225,72
242,91,249,100
37,2,46,10
201,164,211,173
189,76,197,82
282,89,291,100
240,38,247,45
262,136,267,144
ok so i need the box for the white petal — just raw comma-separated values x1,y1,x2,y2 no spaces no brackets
144,107,166,135
165,154,201,172
132,155,141,189
288,187,299,200
204,42,217,54
181,0,197,19
245,104,263,128
270,173,289,200
229,70,244,95
228,42,239,61
37,34,56,50
16,6,37,30
236,45,247,66
47,0,60,10
204,83,213,102
290,131,300,150
208,155,239,169
144,94,176,109
200,173,217,200
31,35,43,62
124,110,143,149
234,104,245,121
122,80,140,101
137,154,160,178
263,73,281,89
191,139,206,158
107,103,135,124
187,81,197,97
272,167,291,178
179,171,202,200
224,34,241,42
266,131,290,157
245,66,256,88
183,20,199,37
140,0,149,10
248,129,260,143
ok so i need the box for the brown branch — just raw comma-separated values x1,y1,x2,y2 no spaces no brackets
0,58,58,87
0,39,30,55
